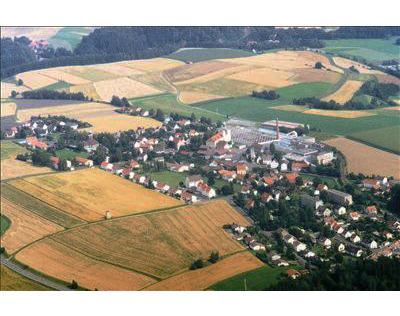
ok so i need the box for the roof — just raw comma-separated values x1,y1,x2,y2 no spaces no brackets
363,179,380,185
218,170,236,177
75,157,91,164
287,269,301,276
236,164,248,171
84,138,99,147
207,132,224,143
285,172,298,184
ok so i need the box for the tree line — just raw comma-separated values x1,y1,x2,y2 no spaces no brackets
251,90,280,100
20,90,89,101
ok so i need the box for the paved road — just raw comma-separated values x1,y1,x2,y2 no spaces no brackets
1,254,72,291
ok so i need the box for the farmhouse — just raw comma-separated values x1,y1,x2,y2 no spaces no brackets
185,175,203,188
197,182,216,198
75,157,93,167
26,137,48,150
362,178,381,189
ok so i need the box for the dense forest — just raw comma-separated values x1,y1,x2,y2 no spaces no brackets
267,257,400,290
1,26,400,79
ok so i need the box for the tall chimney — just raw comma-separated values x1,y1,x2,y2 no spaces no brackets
276,118,280,140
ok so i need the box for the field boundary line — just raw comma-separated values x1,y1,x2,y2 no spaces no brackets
2,182,88,224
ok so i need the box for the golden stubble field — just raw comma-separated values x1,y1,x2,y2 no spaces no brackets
0,101,17,117
0,198,63,254
0,265,50,291
143,251,264,291
16,238,157,291
333,57,383,75
321,80,364,104
50,199,249,279
9,168,183,222
324,137,400,178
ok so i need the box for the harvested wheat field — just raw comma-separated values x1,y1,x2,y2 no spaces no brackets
1,158,53,180
175,64,256,86
130,72,175,93
92,63,144,76
64,66,119,82
0,265,50,291
164,60,239,83
325,138,400,178
52,199,249,279
1,82,30,99
1,102,17,117
143,252,264,291
272,105,308,112
179,91,226,104
16,72,59,90
38,69,91,85
374,74,400,85
123,58,185,72
69,82,102,100
291,68,341,83
81,115,162,133
227,67,295,87
0,199,63,254
93,77,161,102
333,57,383,75
9,168,183,222
16,238,156,291
303,108,375,118
321,80,364,104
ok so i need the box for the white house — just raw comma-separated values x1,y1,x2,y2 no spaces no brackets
185,175,203,188
335,206,346,215
293,240,307,252
351,234,361,243
280,162,288,172
319,237,332,249
338,243,346,252
232,224,246,234
304,251,315,258
369,240,378,249
249,242,266,251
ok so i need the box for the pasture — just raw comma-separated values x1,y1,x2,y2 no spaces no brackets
0,266,51,291
9,168,183,222
1,141,27,160
168,48,256,63
0,198,63,254
209,264,291,291
48,27,94,50
16,238,156,291
322,37,400,62
51,200,249,279
144,252,264,291
55,149,89,160
324,138,400,178
1,184,85,228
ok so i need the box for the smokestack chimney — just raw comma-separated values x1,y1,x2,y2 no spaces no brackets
276,118,280,140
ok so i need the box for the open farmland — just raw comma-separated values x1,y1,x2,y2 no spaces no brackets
16,72,59,90
93,77,161,102
303,109,375,118
48,27,94,50
1,81,30,98
0,266,50,291
209,264,292,291
332,57,383,74
321,80,364,103
37,68,91,85
16,238,156,291
64,66,119,82
1,141,27,160
69,82,101,100
122,58,185,72
1,184,85,228
179,91,226,104
168,48,256,63
1,101,17,117
0,198,63,254
9,168,183,222
322,37,400,62
325,138,400,178
51,200,249,279
143,252,264,291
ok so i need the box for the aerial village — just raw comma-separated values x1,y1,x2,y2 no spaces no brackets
3,103,400,271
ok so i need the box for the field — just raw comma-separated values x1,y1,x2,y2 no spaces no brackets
299,174,339,188
93,77,161,102
0,198,63,254
303,109,375,118
324,138,400,178
0,266,50,291
321,80,364,103
16,238,156,291
1,101,16,117
1,214,11,236
209,264,291,291
144,252,264,291
9,168,183,222
50,199,249,279
1,81,30,98
332,57,382,74
129,94,227,122
179,91,226,104
168,48,256,63
1,183,85,228
55,148,89,160
1,141,27,160
322,37,400,62
16,71,60,90
348,125,400,154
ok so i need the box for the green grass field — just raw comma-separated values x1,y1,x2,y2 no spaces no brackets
348,125,400,154
1,214,11,236
299,173,339,188
168,48,256,63
322,37,400,62
55,148,89,160
1,141,28,160
208,265,291,291
49,27,93,50
129,93,227,122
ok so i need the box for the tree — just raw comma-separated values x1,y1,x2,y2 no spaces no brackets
190,259,204,270
209,251,220,264
295,176,304,186
285,246,296,260
17,78,24,86
111,95,122,107
69,280,78,290
221,184,234,196
314,61,323,69
10,90,17,98
387,184,400,216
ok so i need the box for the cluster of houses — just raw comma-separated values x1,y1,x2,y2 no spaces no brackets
279,229,316,259
230,223,269,252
